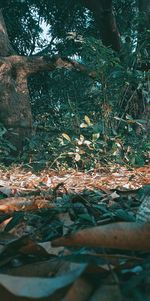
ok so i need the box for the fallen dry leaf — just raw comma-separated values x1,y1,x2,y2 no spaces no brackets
0,197,55,213
0,165,150,194
52,222,150,251
0,263,86,298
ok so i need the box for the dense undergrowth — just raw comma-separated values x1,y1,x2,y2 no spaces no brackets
0,38,149,169
0,113,149,170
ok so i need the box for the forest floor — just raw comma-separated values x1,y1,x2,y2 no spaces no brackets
0,163,150,193
0,163,149,300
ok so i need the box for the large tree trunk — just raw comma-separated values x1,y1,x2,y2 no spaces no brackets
0,10,15,56
0,9,33,150
0,57,31,150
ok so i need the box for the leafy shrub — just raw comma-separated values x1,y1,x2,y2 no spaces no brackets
22,111,149,170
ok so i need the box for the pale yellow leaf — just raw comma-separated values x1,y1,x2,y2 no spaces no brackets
80,123,88,128
92,133,100,141
75,153,81,161
62,133,71,142
84,115,92,126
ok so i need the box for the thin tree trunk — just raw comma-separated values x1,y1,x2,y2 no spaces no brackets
138,0,150,28
83,0,120,51
138,0,150,51
138,0,150,128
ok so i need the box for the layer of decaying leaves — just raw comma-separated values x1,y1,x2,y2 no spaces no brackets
0,164,150,194
0,164,149,300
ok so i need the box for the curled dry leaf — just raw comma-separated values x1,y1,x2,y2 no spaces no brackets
2,259,64,277
0,197,55,213
52,222,150,251
0,264,86,298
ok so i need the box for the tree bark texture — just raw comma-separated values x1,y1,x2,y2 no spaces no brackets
0,56,32,150
0,9,33,150
0,10,15,56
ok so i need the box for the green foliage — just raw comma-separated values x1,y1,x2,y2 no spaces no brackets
22,34,149,169
1,0,149,168
0,124,17,163
21,110,149,170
